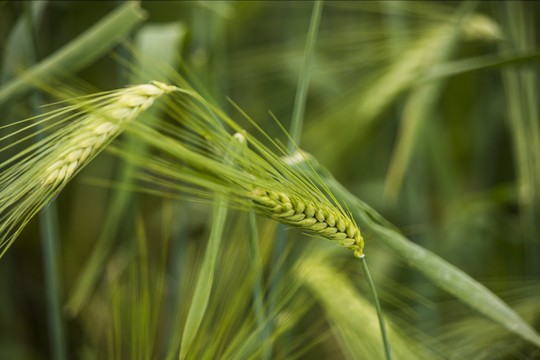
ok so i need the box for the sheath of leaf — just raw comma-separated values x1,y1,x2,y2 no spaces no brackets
115,87,365,257
0,81,177,256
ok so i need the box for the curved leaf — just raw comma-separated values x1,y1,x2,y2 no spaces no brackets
0,2,147,106
302,155,540,348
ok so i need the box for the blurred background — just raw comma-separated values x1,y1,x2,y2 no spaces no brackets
0,1,539,359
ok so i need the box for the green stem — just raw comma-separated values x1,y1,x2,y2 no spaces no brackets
39,203,67,360
288,0,323,151
24,3,67,359
359,256,392,360
268,3,324,357
179,195,228,360
247,212,268,358
309,159,540,347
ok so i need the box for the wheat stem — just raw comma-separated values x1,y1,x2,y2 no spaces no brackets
268,2,324,356
247,211,267,351
288,0,323,151
39,203,67,360
359,256,393,360
22,3,68,358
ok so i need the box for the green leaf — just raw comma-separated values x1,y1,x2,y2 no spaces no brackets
0,2,147,107
304,155,540,348
179,195,228,360
0,1,47,84
383,1,478,200
288,0,323,151
297,253,439,360
423,51,540,82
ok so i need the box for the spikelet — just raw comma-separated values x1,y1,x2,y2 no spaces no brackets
0,81,177,256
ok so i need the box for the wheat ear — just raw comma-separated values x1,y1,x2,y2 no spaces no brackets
230,133,364,256
251,188,364,257
41,81,177,186
0,81,177,256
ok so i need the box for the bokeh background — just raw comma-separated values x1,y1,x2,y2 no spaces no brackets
1,1,539,359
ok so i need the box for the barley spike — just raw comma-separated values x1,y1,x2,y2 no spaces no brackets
251,187,364,257
0,81,177,256
40,81,177,187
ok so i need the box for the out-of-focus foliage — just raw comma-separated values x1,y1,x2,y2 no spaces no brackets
1,1,540,359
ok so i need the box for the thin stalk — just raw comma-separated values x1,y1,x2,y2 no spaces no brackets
359,256,392,360
179,194,228,360
307,157,540,347
265,228,286,360
497,1,540,276
163,203,191,359
268,3,323,358
39,203,67,360
178,133,238,360
247,211,268,358
25,3,67,360
288,0,323,151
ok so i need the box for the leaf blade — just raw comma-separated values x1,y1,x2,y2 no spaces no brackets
305,156,540,348
0,2,147,106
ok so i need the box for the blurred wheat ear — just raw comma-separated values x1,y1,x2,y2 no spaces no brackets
0,81,177,256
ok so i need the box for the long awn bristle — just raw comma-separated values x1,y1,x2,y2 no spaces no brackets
0,81,177,255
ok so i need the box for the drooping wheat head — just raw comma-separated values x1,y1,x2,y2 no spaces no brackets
250,187,363,257
114,82,365,257
0,81,177,256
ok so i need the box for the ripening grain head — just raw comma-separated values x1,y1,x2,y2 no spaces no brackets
0,81,177,256
250,187,364,257
115,85,365,257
